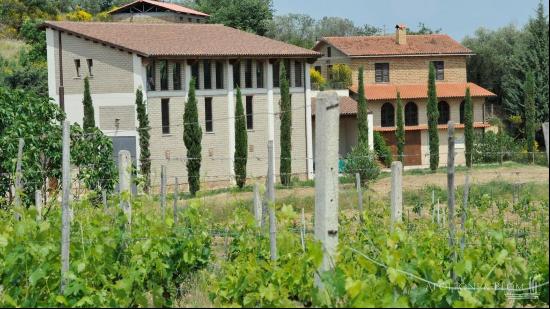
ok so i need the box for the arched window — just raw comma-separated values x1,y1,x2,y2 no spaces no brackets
438,101,450,125
381,102,395,127
459,100,465,124
405,102,418,126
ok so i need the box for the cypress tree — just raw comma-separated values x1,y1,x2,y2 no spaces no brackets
357,66,369,145
135,87,151,193
82,76,95,131
464,87,474,168
427,62,439,172
524,71,536,160
184,78,202,196
234,86,248,188
279,61,292,185
396,91,405,163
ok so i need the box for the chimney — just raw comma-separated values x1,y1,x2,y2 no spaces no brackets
395,24,407,45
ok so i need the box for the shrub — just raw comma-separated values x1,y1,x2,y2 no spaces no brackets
343,142,381,186
310,68,326,90
328,63,352,89
473,131,519,163
374,131,393,167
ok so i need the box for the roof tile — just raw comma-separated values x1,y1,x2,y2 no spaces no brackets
349,83,495,100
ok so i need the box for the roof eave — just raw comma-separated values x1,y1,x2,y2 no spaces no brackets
348,52,474,58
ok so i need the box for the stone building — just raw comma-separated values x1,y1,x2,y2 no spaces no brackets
43,21,320,188
108,0,209,24
312,24,495,166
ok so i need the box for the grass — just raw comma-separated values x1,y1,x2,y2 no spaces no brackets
0,39,25,60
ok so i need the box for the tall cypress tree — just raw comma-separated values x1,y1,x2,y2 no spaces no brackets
396,91,405,163
524,71,536,160
279,61,292,185
464,87,474,168
357,66,369,146
234,86,248,188
427,62,439,172
82,77,95,131
184,78,202,196
135,88,151,193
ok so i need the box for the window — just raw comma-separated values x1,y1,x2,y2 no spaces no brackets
245,60,253,88
314,66,321,73
191,61,200,89
273,62,280,88
160,60,168,91
86,59,93,76
381,102,395,127
256,60,264,88
146,61,155,91
215,61,224,89
405,102,419,126
327,65,333,80
203,60,212,90
375,63,390,83
432,61,444,81
173,63,182,90
188,18,192,22
205,97,213,133
233,61,241,88
246,96,253,130
74,59,81,77
438,101,450,124
460,100,465,124
327,46,332,57
294,61,303,87
161,98,170,134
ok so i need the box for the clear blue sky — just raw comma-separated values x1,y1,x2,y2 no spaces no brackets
273,0,548,40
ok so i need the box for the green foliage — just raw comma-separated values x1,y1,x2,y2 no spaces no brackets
309,67,326,89
210,205,322,307
473,131,519,164
234,87,248,189
0,197,211,307
374,131,392,168
82,77,95,131
195,0,273,35
328,63,352,89
502,1,549,124
184,78,202,196
464,87,474,168
0,87,64,207
357,66,369,146
70,123,117,195
524,72,536,156
343,142,380,187
135,88,151,193
279,62,292,186
427,62,439,171
395,91,405,163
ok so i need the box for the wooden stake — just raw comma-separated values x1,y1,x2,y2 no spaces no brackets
253,183,262,228
14,138,24,219
160,165,167,222
267,140,277,261
447,121,457,281
60,121,71,294
301,207,306,251
356,173,363,221
35,190,42,221
391,161,403,230
118,150,132,225
173,177,179,225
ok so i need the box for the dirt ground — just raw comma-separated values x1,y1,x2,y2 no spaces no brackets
197,164,549,207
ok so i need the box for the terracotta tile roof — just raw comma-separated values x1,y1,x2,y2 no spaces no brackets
314,34,472,57
375,122,490,132
109,0,209,17
349,83,495,101
311,96,369,116
42,21,322,58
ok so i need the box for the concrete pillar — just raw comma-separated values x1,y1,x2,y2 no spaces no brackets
118,150,132,224
314,91,340,276
227,60,235,182
266,61,276,184
252,60,257,89
240,60,246,89
304,62,314,180
543,122,549,165
391,161,403,229
210,60,216,90
198,60,205,90
368,112,374,151
168,61,174,90
184,60,192,99
290,60,296,88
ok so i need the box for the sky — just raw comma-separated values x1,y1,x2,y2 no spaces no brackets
273,0,549,40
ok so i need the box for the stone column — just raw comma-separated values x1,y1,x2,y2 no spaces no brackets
227,60,236,183
304,62,314,179
266,61,276,184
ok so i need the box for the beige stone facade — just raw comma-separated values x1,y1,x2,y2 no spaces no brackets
111,12,207,24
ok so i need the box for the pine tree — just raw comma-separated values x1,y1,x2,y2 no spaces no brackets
427,62,439,172
234,86,248,188
464,87,474,168
357,66,369,146
279,61,292,185
135,88,151,193
524,71,536,160
184,78,202,196
82,77,95,131
395,91,405,163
